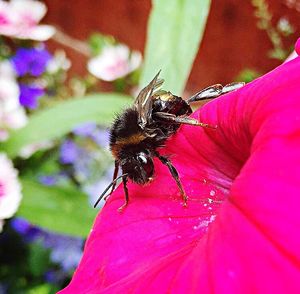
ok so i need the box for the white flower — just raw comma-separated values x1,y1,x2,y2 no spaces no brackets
0,76,20,111
19,140,53,158
277,17,295,36
0,0,55,41
0,153,22,231
0,60,16,79
87,44,142,81
0,61,27,141
46,50,71,74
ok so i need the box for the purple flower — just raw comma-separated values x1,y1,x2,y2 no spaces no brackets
39,175,59,186
11,47,52,77
0,284,7,293
83,165,115,206
10,217,30,234
59,139,81,164
73,155,93,182
90,128,110,148
50,238,83,272
19,84,45,109
73,122,110,148
11,218,42,242
73,122,97,137
39,172,69,187
43,233,84,272
11,217,84,272
45,270,67,284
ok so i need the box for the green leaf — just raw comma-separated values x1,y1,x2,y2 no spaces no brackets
28,284,54,294
140,0,211,94
1,93,131,158
88,33,116,55
28,242,50,277
17,178,98,237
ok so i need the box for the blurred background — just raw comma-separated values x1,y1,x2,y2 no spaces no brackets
44,0,300,90
0,0,298,293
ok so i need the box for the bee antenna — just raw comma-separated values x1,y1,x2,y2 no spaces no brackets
93,173,128,208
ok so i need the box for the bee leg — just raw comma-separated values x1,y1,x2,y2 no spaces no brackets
187,82,244,104
118,175,129,212
221,82,245,94
94,173,128,208
154,112,217,129
104,161,119,201
156,153,188,207
187,84,223,103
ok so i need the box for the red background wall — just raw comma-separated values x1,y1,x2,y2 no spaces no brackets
44,0,299,92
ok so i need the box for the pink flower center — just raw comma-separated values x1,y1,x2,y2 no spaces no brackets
20,14,37,27
0,181,5,198
106,58,128,75
0,13,9,25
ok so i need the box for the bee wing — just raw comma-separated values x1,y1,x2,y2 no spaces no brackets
134,71,164,129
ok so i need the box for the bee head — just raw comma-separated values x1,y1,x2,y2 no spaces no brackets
121,151,154,185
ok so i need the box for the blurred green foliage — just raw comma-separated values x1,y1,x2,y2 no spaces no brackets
88,33,116,56
235,68,261,83
17,179,97,237
1,94,131,158
252,0,295,61
141,0,211,94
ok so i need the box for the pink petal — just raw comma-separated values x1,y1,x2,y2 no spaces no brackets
0,0,54,41
59,40,300,293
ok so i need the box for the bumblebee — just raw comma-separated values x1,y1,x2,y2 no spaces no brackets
94,72,244,211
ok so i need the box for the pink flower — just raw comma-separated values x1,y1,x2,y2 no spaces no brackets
59,40,300,293
0,61,27,141
87,45,142,81
0,153,22,231
0,0,55,41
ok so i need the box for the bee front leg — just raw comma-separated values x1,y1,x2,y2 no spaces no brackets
155,153,188,207
104,161,119,201
118,175,129,212
154,112,217,129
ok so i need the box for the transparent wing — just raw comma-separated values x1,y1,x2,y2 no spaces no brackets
134,71,164,129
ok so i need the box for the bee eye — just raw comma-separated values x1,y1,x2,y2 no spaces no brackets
136,152,154,180
137,154,147,164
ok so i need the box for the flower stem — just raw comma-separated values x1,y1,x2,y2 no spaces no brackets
52,29,91,57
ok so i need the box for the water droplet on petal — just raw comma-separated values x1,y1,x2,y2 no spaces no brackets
210,190,216,196
210,215,216,222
